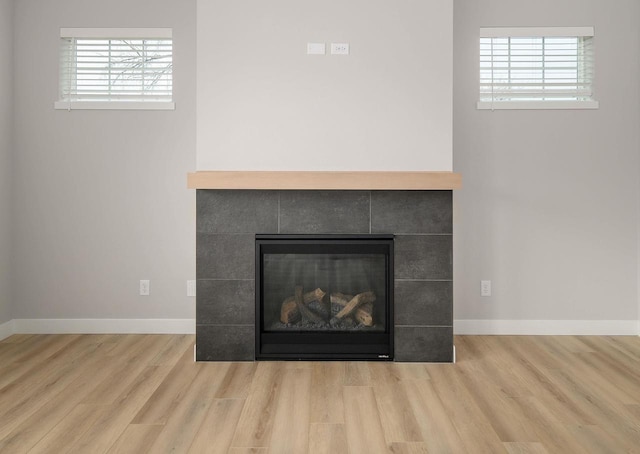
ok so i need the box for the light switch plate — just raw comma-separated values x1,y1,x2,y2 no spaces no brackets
307,42,326,55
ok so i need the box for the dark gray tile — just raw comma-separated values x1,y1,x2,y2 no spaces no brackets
394,326,453,362
279,191,370,234
197,280,255,325
197,190,278,234
197,234,254,279
196,324,254,361
395,235,452,280
371,191,452,234
395,280,452,326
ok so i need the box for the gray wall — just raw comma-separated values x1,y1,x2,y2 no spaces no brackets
0,0,13,324
453,0,640,323
12,0,196,320
5,0,640,329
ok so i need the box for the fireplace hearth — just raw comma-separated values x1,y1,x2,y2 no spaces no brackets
195,189,453,362
256,235,394,360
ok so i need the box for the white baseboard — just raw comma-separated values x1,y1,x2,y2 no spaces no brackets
0,319,15,340
11,318,195,335
3,318,637,337
454,319,639,336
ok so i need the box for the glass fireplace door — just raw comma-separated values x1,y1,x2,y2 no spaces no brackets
256,235,393,360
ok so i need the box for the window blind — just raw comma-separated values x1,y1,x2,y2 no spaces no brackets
479,27,596,108
58,28,173,108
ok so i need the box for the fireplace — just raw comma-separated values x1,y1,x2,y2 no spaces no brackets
255,234,394,360
195,188,454,362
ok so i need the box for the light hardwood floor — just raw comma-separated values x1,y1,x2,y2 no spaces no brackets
0,334,638,453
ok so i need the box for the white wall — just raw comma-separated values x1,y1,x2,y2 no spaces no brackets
12,0,196,321
196,0,453,172
453,0,640,329
0,0,13,325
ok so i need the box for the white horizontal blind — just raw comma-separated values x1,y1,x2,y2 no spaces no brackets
59,29,172,104
480,27,594,105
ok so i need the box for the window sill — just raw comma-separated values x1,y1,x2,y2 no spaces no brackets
54,101,175,111
477,100,599,110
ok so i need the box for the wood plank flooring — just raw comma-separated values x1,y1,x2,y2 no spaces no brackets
0,334,638,453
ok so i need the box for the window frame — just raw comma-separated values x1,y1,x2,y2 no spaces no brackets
477,26,599,110
54,27,175,111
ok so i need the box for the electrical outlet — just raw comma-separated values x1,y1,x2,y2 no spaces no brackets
139,279,150,296
331,42,349,55
480,280,491,297
187,280,196,297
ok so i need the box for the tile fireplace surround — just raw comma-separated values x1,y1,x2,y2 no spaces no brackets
191,171,460,362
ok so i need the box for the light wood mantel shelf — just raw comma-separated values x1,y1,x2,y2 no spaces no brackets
187,171,462,190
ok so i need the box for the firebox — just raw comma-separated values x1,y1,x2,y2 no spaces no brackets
255,234,394,360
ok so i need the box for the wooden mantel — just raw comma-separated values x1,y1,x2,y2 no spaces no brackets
187,171,461,190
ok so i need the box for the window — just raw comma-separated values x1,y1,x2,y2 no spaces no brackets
55,28,174,110
479,27,598,110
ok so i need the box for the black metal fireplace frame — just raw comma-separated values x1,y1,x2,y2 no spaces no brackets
255,234,394,361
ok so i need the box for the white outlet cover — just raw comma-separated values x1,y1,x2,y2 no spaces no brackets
480,280,491,297
140,279,150,296
187,280,196,297
307,42,326,55
331,43,349,55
